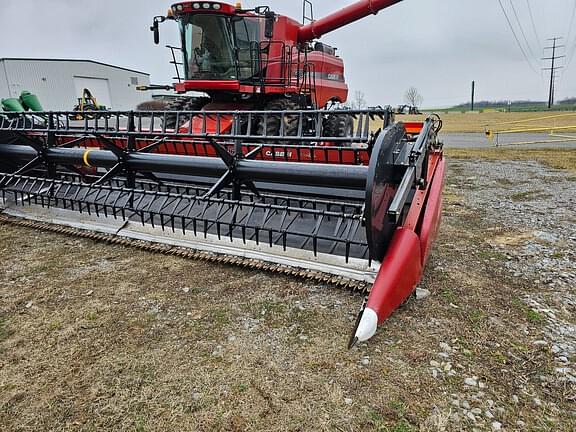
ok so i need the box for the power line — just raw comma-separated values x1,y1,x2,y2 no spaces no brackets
563,1,576,73
565,0,576,46
526,0,542,52
554,1,576,88
497,0,540,74
510,0,538,61
564,41,576,73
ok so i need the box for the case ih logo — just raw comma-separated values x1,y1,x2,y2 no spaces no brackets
265,150,293,158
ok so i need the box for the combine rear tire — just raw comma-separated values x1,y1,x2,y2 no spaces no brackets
323,114,354,146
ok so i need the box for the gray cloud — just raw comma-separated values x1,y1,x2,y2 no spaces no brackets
1,0,574,107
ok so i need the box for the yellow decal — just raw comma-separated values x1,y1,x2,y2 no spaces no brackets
83,149,93,167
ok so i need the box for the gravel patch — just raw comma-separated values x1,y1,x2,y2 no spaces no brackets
455,160,576,385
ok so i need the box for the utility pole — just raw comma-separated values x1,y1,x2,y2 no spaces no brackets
471,81,475,111
543,37,565,109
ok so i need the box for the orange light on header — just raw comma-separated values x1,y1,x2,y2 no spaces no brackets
235,2,242,9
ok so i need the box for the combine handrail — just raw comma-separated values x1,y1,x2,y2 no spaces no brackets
0,109,392,144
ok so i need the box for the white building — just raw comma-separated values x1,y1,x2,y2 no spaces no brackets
0,58,151,111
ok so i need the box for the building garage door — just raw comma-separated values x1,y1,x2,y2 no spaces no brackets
73,76,112,109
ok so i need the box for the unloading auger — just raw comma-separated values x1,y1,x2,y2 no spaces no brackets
0,108,444,346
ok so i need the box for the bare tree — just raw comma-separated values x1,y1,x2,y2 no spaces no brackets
404,87,423,108
350,90,367,110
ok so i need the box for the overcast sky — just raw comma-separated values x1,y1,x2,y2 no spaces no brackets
1,0,575,107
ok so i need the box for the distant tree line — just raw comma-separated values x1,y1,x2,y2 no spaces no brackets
449,98,576,112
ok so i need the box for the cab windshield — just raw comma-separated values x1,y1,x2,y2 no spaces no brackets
181,15,237,80
180,14,262,81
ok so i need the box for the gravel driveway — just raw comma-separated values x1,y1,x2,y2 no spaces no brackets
453,159,575,384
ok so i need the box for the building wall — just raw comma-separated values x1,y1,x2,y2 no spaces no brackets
0,59,151,111
0,61,11,102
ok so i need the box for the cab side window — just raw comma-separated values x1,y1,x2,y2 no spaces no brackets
233,18,261,80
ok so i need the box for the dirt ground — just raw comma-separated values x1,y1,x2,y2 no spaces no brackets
1,152,575,431
402,111,576,134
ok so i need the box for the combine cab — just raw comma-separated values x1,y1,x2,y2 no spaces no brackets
0,0,446,346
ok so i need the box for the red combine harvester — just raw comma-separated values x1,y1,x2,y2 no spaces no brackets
0,0,445,347
144,0,402,137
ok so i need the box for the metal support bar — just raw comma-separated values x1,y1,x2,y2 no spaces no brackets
0,144,369,189
0,109,391,145
387,166,415,223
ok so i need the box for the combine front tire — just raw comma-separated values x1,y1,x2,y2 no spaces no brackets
163,98,189,130
256,98,300,138
164,97,209,130
323,114,354,146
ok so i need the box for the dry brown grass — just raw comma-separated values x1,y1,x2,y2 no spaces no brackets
1,163,575,431
401,111,576,133
445,148,576,172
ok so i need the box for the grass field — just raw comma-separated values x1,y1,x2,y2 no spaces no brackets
401,111,576,134
444,148,576,172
